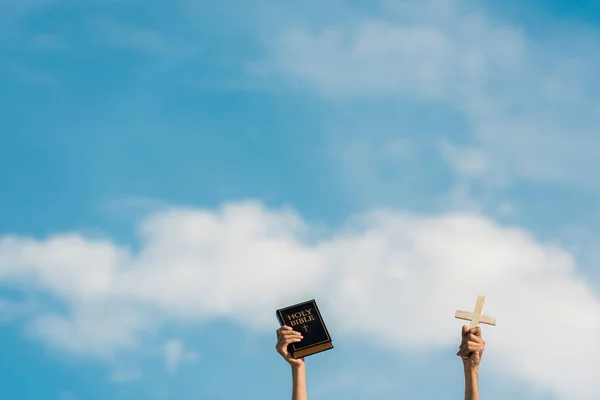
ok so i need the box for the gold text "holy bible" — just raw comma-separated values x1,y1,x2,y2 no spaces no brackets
286,309,316,327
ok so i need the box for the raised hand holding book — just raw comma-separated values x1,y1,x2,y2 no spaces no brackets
276,299,334,359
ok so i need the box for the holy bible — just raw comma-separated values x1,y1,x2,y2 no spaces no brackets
276,299,334,359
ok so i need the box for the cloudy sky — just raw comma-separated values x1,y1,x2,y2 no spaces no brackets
2,0,600,399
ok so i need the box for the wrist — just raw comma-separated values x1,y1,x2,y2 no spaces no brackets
464,364,479,376
291,362,305,372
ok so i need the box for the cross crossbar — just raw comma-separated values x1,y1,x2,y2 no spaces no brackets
455,295,497,329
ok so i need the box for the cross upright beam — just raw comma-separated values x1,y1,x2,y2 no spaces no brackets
455,295,497,329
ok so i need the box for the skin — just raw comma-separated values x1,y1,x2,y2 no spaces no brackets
457,325,486,400
276,323,486,400
276,325,307,400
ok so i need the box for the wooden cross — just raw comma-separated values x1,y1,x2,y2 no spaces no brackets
455,295,497,329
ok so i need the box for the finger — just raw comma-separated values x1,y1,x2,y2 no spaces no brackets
466,341,484,352
470,326,482,337
282,337,303,347
276,336,303,351
281,335,303,343
281,331,303,339
457,343,470,357
466,339,485,350
277,325,296,337
276,326,287,335
457,346,470,357
457,349,471,358
276,326,290,335
277,332,302,345
468,333,483,343
458,341,482,357
276,339,286,353
459,335,471,349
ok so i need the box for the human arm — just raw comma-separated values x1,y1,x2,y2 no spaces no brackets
276,325,307,400
457,325,485,400
463,363,479,400
291,362,307,400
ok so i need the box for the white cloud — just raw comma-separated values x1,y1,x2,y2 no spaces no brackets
256,0,600,191
164,339,197,372
0,299,19,322
0,201,600,399
32,304,153,359
109,367,142,383
438,140,489,178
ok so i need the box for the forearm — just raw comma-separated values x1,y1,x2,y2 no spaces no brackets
464,366,479,400
291,364,307,400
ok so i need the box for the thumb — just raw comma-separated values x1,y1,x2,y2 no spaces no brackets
461,325,469,336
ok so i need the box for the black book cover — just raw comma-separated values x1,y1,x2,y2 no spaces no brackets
276,299,333,358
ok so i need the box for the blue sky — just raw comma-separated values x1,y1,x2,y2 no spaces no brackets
2,1,600,399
